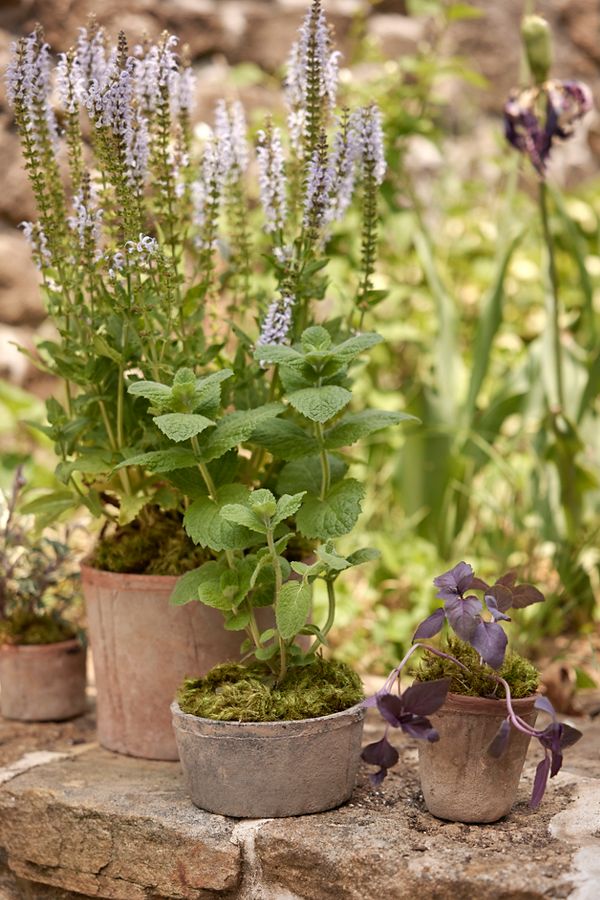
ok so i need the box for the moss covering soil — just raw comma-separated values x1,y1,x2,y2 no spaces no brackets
178,657,365,722
415,637,539,700
90,508,210,576
0,612,77,646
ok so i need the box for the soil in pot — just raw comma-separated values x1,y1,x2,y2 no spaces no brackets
0,637,87,722
414,639,539,823
173,658,366,817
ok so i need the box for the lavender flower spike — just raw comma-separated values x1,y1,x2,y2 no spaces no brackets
257,122,287,235
353,105,386,186
6,27,59,149
19,221,52,270
303,131,335,233
258,294,295,347
214,99,249,174
327,109,361,224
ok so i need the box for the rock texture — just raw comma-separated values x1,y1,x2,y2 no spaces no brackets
0,696,599,900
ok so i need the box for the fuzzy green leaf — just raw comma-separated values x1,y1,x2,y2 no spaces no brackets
170,566,208,606
250,418,319,460
272,492,306,526
254,344,305,368
20,489,78,520
184,484,255,551
276,455,347,495
153,413,215,443
200,403,283,462
276,580,312,640
296,479,366,539
128,380,172,409
192,560,234,610
288,386,351,423
301,326,332,352
324,410,417,449
193,370,233,413
332,333,383,364
347,547,380,566
316,545,351,571
115,449,197,473
220,503,267,533
224,609,251,631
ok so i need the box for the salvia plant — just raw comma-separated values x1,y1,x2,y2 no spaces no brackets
362,561,583,809
6,1,392,540
0,468,79,645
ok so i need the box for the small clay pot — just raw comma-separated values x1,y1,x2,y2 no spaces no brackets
0,638,87,722
81,563,242,761
171,700,365,817
418,692,538,823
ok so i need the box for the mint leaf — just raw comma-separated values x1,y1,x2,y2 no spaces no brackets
333,332,383,364
276,580,312,640
153,413,215,443
276,455,347,495
250,418,318,460
347,547,380,566
115,449,197,473
200,403,283,462
193,560,234,610
184,484,255,551
170,566,208,606
324,410,417,449
254,344,305,368
301,326,332,352
127,380,172,410
193,370,233,413
220,503,267,533
296,479,366,539
272,492,306,526
288,385,351,423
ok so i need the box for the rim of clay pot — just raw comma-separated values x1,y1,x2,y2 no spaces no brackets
442,691,539,716
80,559,179,589
0,637,83,655
171,699,366,739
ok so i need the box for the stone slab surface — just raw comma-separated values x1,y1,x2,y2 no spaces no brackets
0,696,599,900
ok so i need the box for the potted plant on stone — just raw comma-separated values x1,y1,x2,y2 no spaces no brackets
362,561,583,823
133,325,413,817
0,469,86,722
6,1,397,759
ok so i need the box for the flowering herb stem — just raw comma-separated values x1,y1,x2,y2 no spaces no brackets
539,180,564,411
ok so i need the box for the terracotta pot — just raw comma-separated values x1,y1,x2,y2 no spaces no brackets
418,692,538,823
171,700,365,817
0,638,86,722
81,564,242,760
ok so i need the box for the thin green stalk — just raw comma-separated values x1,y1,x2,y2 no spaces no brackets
316,422,330,500
539,180,565,411
266,526,287,683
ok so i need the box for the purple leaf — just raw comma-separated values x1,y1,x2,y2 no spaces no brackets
470,620,508,669
560,723,583,749
399,714,440,742
550,749,563,778
433,561,474,601
360,693,380,709
402,678,450,716
534,696,557,719
468,576,490,591
511,584,545,609
496,571,517,588
539,722,563,756
487,718,511,758
369,768,387,786
485,594,511,622
530,756,551,809
413,607,446,641
376,693,404,728
445,595,482,641
361,736,399,771
485,583,513,613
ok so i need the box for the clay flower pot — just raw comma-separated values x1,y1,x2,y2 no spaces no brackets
418,692,538,823
171,700,366,817
0,638,87,722
81,564,243,761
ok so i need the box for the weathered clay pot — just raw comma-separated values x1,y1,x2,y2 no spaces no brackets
418,692,538,823
171,700,366,817
0,638,87,722
81,564,242,760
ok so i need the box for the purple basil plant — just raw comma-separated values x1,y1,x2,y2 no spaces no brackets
361,562,583,809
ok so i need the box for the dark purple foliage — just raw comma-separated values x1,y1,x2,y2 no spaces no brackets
413,607,445,640
445,594,481,641
470,620,508,670
526,696,583,808
530,756,551,809
361,736,399,785
433,561,475,601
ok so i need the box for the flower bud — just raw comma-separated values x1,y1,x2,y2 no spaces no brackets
522,15,553,85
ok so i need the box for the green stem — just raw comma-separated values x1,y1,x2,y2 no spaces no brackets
307,578,336,655
192,439,236,569
315,422,330,500
266,526,287,683
539,180,565,411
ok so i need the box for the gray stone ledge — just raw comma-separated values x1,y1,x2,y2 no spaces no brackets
0,703,599,900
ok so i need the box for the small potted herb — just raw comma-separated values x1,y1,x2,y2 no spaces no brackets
0,469,86,722
362,562,583,823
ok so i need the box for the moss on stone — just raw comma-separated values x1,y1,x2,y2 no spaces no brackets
0,611,76,646
91,508,210,576
178,657,364,722
414,637,539,699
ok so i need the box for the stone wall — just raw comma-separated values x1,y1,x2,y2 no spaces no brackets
1,0,599,385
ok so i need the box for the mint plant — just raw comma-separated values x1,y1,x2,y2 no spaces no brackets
362,561,583,808
122,328,414,680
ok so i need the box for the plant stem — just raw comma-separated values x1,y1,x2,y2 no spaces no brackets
192,439,236,569
315,422,330,500
266,526,287,683
539,180,565,411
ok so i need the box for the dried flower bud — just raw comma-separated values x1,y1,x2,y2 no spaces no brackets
522,15,553,86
